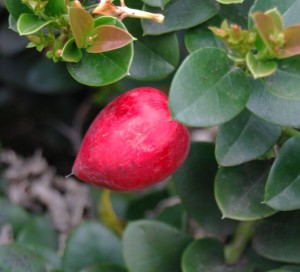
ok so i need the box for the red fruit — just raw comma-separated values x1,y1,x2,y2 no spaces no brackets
72,87,190,191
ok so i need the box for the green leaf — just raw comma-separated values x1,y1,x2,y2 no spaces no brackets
264,136,300,211
0,243,47,272
123,220,191,272
253,211,300,263
173,142,236,236
247,79,300,127
87,25,134,53
142,0,219,35
0,197,30,234
61,39,83,63
141,0,171,8
185,26,224,53
16,215,58,250
69,6,94,48
169,48,250,127
156,204,185,230
261,55,300,101
94,16,117,28
80,264,126,272
215,109,281,166
268,266,300,272
45,0,66,16
250,0,300,27
67,20,133,86
4,0,32,19
217,0,244,3
182,238,252,272
62,221,123,272
215,161,276,220
17,13,51,35
246,52,277,79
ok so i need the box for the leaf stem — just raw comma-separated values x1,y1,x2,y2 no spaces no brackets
224,220,258,264
281,127,300,138
98,189,125,237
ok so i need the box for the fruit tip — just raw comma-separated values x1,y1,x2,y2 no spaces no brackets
65,172,74,179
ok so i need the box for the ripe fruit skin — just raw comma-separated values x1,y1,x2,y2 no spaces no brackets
72,87,190,191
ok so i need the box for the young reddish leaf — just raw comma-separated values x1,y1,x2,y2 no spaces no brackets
87,25,135,53
278,25,300,59
252,12,277,52
69,6,94,48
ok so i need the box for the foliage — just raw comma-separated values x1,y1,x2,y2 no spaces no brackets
1,0,300,271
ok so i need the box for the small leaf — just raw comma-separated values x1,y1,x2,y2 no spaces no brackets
69,6,94,48
278,25,300,59
4,0,32,19
61,39,83,63
253,211,300,263
266,8,284,32
94,16,117,28
246,51,278,79
62,221,123,272
169,48,250,127
0,243,47,272
123,220,191,272
141,0,171,8
45,0,66,16
182,238,252,272
215,161,276,220
17,13,51,35
265,136,300,211
216,109,281,166
87,25,134,53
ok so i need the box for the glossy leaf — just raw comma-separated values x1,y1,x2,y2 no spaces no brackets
264,136,300,211
173,142,236,236
247,79,300,128
169,48,250,127
250,0,300,27
4,0,32,19
253,211,300,263
17,13,51,35
141,0,171,8
123,220,191,272
0,243,47,272
246,51,277,79
182,238,252,272
62,221,123,272
87,25,134,53
61,39,83,63
185,26,224,53
45,0,66,16
69,6,94,48
278,25,300,59
67,20,133,86
215,161,276,220
215,109,281,166
142,0,219,35
156,204,185,230
268,266,300,272
16,215,58,250
94,16,117,27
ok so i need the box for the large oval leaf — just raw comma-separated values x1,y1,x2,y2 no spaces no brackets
173,142,236,236
215,161,276,220
215,109,281,166
253,211,300,264
142,0,219,35
247,79,300,128
264,136,300,211
123,220,191,272
67,20,133,86
169,48,251,127
0,243,47,272
62,221,123,272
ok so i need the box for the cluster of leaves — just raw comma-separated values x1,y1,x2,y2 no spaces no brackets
2,0,300,271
